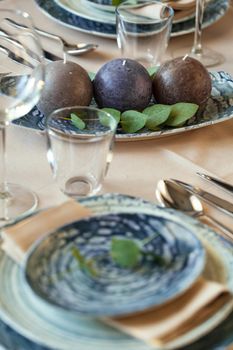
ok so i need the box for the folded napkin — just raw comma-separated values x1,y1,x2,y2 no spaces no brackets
166,0,196,10
104,278,232,347
1,200,92,264
1,200,232,347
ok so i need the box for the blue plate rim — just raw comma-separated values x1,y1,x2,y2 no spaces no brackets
34,0,229,38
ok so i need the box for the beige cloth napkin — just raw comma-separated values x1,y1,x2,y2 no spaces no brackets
104,278,232,346
166,0,196,10
1,200,232,347
1,200,92,264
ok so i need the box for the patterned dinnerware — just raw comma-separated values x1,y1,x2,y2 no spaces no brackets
0,194,232,349
24,211,205,316
34,0,229,38
14,71,233,141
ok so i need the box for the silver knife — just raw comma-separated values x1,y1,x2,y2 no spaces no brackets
171,179,233,218
197,172,233,196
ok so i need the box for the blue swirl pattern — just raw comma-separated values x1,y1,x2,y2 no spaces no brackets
24,212,205,316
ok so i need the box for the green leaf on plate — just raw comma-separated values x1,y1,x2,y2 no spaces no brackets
143,104,172,130
98,110,117,130
111,238,141,268
102,108,121,124
112,0,122,5
70,113,86,130
121,110,147,133
71,246,98,277
166,103,199,127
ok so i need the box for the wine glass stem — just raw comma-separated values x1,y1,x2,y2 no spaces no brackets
0,123,11,221
192,0,205,55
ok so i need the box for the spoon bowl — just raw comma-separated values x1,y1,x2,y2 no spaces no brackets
156,179,204,217
156,179,233,240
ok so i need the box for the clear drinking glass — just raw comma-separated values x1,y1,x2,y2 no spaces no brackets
116,0,174,67
0,9,44,224
188,0,223,67
46,106,117,198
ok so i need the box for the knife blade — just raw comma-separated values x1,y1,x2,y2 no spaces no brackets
196,172,233,196
171,179,233,218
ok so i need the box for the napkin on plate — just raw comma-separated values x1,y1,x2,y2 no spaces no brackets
1,200,232,347
103,278,232,347
1,200,92,264
165,0,196,11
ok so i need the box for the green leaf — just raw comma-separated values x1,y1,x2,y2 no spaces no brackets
101,108,121,124
146,66,159,79
98,110,117,130
166,103,199,127
121,111,147,133
111,238,141,268
112,0,122,5
71,246,98,277
70,113,86,130
143,104,172,130
88,71,95,81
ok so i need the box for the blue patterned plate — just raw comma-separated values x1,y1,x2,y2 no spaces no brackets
24,211,205,316
57,0,196,24
34,0,229,38
13,71,233,141
0,194,233,349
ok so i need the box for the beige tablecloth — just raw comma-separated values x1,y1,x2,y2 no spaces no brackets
0,0,233,211
0,1,233,349
1,0,233,225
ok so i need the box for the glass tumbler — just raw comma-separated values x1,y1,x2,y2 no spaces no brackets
116,0,174,67
46,106,117,198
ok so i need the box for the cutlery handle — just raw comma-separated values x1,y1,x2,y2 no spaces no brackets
197,172,233,196
204,214,233,242
5,18,65,45
34,27,63,43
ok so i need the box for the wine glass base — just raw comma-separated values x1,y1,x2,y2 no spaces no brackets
0,183,38,227
189,48,224,68
172,47,224,68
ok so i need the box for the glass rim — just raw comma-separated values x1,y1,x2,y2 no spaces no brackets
46,105,118,135
116,0,174,23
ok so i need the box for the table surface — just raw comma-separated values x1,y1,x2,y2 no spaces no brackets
1,0,233,349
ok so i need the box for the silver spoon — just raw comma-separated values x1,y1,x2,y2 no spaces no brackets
34,27,98,55
156,179,233,241
5,18,98,56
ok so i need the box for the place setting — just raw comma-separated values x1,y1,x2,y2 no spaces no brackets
1,191,233,349
0,0,233,349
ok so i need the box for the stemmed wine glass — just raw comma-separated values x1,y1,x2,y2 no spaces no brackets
0,9,44,225
189,0,223,67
